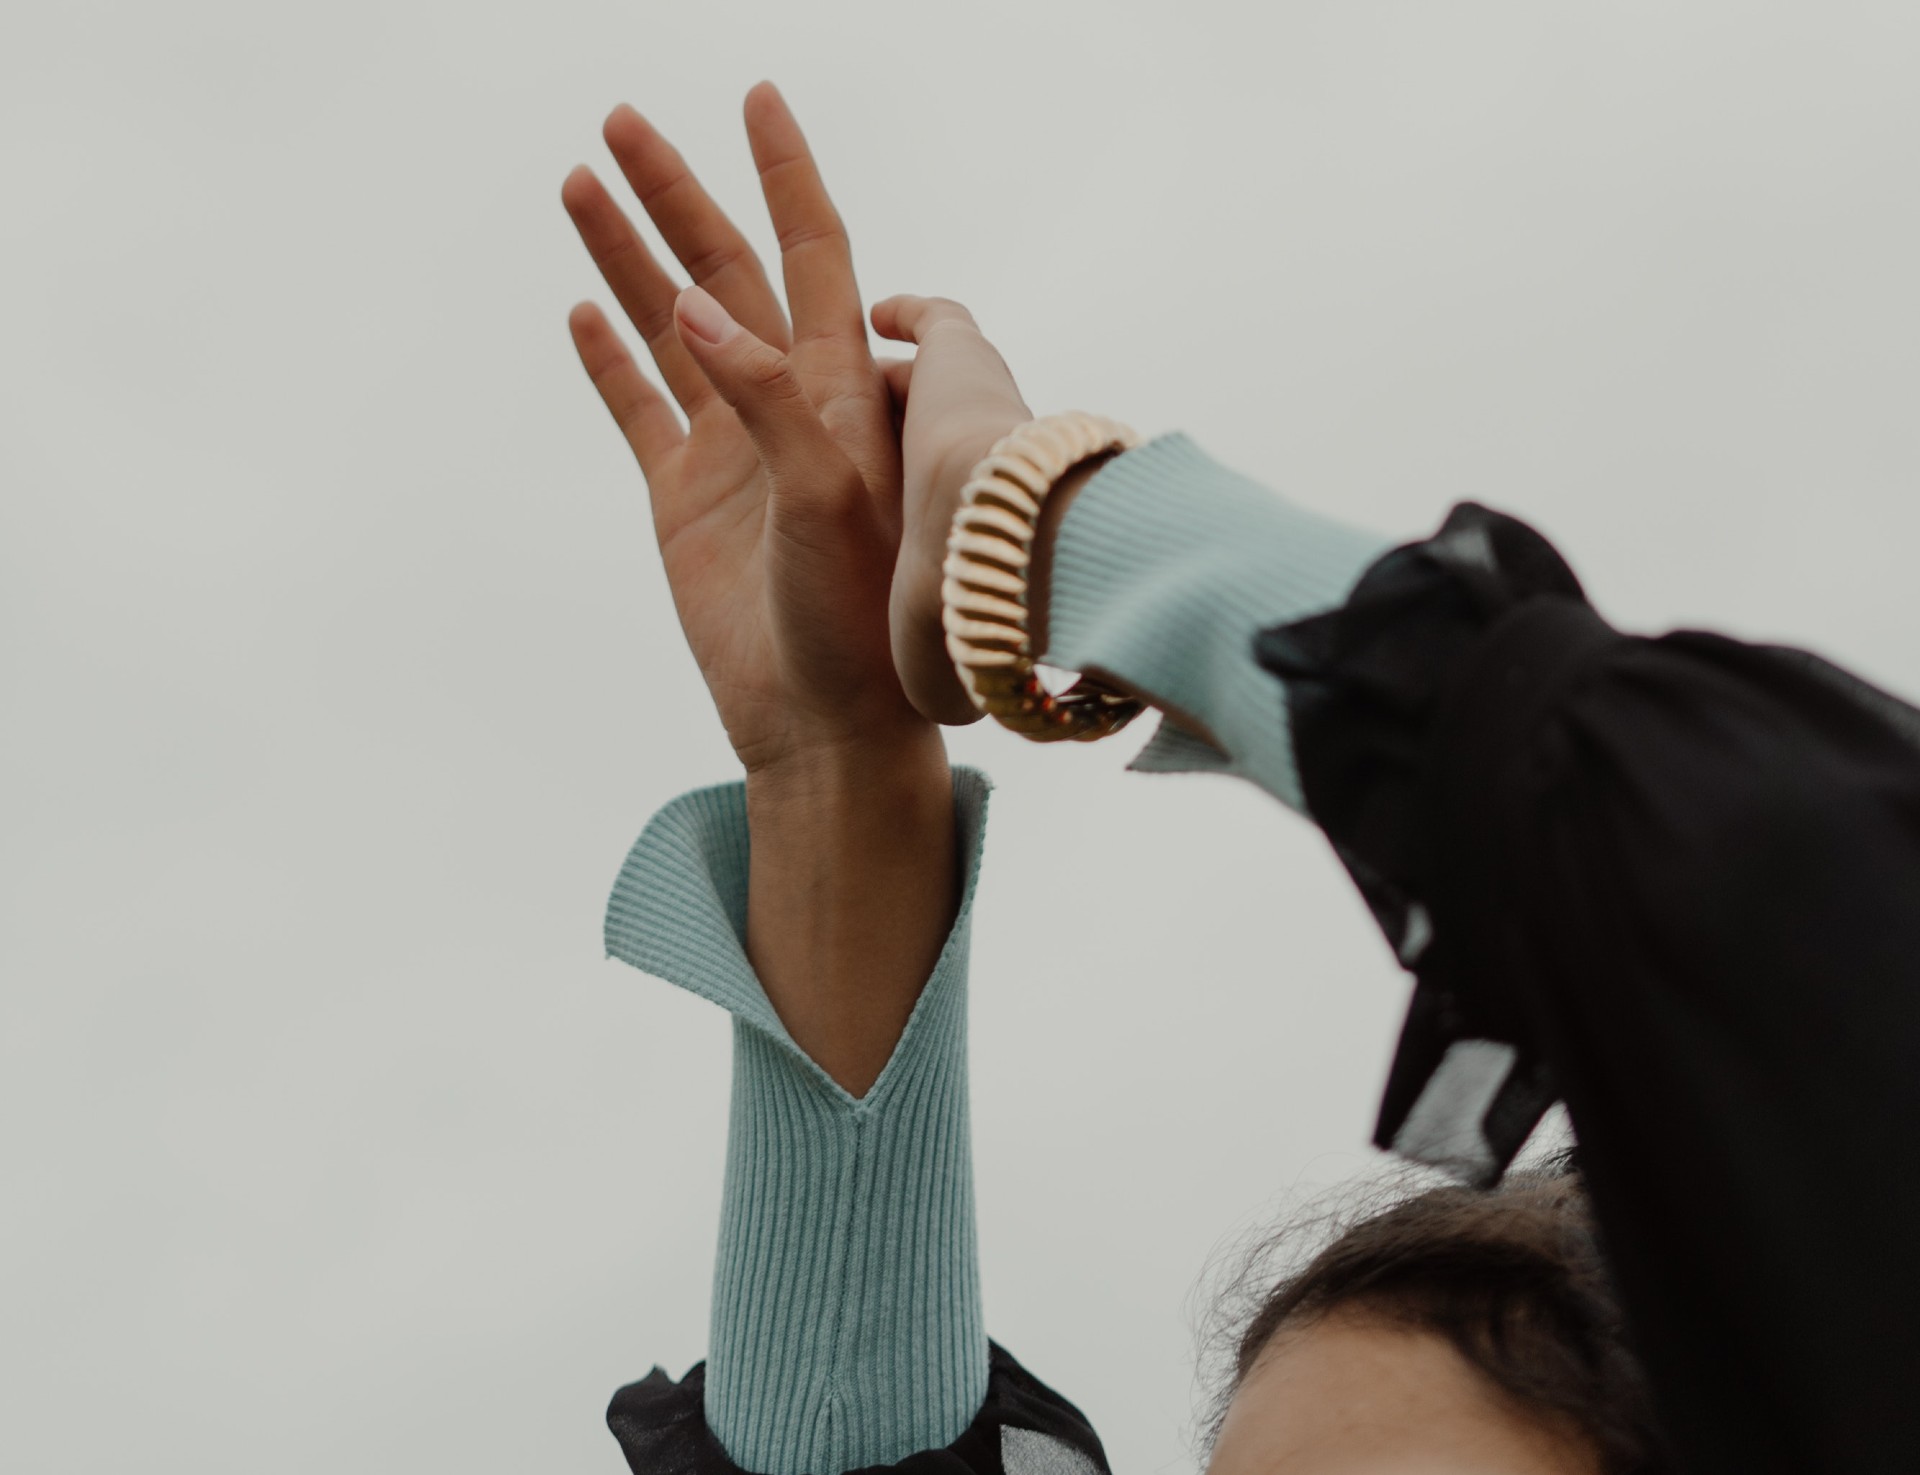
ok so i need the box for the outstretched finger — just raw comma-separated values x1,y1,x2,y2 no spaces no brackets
567,300,686,484
744,81,866,349
561,165,720,422
672,284,861,528
602,104,792,351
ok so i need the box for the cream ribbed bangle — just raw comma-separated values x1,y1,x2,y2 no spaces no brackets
941,412,1146,742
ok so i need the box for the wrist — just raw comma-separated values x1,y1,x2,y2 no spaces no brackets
744,719,948,813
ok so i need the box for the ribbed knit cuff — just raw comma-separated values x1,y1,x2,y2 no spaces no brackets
604,765,994,1475
1043,430,1397,814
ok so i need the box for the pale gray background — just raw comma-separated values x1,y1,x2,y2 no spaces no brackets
5,1,1919,1470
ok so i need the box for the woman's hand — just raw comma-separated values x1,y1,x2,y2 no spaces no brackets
562,83,957,1096
562,83,924,781
869,295,1040,725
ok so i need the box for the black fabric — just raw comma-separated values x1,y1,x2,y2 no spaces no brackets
607,1341,1111,1475
1255,501,1920,1474
1255,501,1595,1181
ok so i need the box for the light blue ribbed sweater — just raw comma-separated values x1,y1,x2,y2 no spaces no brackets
604,431,1398,1473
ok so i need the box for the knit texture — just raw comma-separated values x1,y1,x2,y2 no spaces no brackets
1044,430,1396,813
605,765,994,1473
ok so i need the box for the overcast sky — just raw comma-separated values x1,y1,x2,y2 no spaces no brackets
6,2,1920,1470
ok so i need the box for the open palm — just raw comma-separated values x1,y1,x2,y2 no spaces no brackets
562,82,921,776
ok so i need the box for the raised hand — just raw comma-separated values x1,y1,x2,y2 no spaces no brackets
561,82,923,780
562,83,959,1096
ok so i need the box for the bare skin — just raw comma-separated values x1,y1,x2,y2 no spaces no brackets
1209,1313,1601,1475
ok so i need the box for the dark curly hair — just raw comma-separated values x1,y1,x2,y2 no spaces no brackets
1197,1150,1675,1473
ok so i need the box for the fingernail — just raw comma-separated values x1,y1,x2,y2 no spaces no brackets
677,285,737,345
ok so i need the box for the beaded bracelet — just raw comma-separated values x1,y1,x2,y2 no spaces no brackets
940,412,1146,742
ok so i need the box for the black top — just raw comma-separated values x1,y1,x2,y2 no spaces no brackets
608,1341,1112,1475
1262,502,1920,1474
613,503,1920,1474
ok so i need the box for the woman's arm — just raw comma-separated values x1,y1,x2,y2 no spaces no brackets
563,86,998,1473
874,290,1920,1471
1039,437,1920,1474
603,762,994,1473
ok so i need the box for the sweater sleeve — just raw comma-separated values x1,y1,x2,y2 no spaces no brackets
603,764,994,1475
1040,430,1399,813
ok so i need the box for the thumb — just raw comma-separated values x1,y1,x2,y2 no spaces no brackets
673,284,852,521
869,293,1030,423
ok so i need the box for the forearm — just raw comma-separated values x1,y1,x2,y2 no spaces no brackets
743,726,958,1097
1032,430,1397,813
